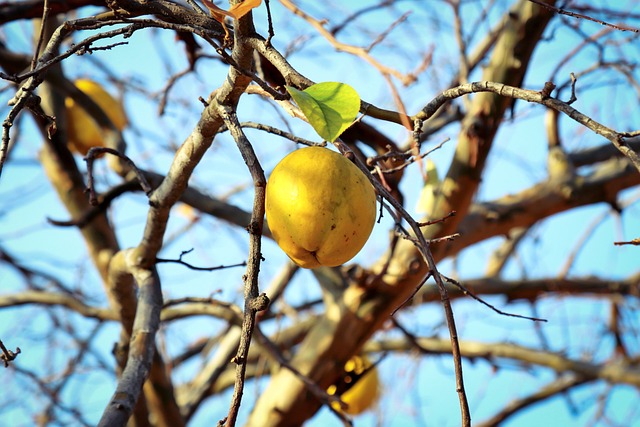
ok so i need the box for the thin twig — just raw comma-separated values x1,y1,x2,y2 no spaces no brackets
370,137,450,175
335,140,472,426
278,0,417,86
31,0,50,71
265,0,275,45
417,211,457,227
84,147,152,205
220,121,324,147
0,339,21,367
364,11,411,53
219,106,269,427
614,238,640,246
156,249,247,271
413,81,640,173
441,275,547,322
47,180,141,228
527,0,640,33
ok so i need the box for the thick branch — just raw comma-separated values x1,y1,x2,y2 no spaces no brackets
99,250,163,427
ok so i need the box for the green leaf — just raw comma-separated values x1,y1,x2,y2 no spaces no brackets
286,82,360,142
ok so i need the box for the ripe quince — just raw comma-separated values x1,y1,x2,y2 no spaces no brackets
328,355,380,415
65,79,127,155
265,147,376,268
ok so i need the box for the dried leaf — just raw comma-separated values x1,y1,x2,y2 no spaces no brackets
201,0,235,22
228,0,262,19
201,0,261,21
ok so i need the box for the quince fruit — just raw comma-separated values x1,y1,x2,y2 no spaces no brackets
328,355,380,415
265,147,376,268
65,79,127,155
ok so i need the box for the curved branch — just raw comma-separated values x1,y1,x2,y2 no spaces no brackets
476,375,590,427
413,80,640,172
98,249,164,427
0,291,116,320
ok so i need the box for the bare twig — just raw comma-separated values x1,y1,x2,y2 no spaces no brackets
527,0,640,33
47,180,143,228
413,81,640,173
335,141,472,426
218,106,269,427
441,275,547,322
84,147,152,205
220,121,324,147
0,339,21,367
614,238,640,246
156,249,246,271
278,0,418,86
364,10,411,53
480,372,591,425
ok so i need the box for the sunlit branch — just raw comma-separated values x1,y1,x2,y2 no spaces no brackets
367,337,640,387
411,274,640,306
98,249,163,427
413,80,640,172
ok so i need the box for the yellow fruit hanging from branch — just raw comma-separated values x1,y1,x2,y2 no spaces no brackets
328,355,380,415
65,79,127,155
265,146,376,269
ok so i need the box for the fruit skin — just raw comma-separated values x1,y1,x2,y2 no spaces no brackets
65,79,127,155
328,355,380,415
265,146,376,269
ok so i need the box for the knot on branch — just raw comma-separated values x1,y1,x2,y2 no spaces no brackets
249,293,270,312
246,220,262,236
540,81,556,99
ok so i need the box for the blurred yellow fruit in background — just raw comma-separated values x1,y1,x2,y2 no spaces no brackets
65,79,127,155
328,355,380,415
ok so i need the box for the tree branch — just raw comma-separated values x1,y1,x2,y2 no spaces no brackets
368,337,640,387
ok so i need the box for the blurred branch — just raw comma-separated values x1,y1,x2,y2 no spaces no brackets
476,375,590,427
177,268,307,420
450,156,639,258
5,273,633,327
527,0,640,32
0,0,104,25
368,338,640,387
0,291,116,320
278,0,421,86
412,274,640,306
182,326,243,420
485,227,528,277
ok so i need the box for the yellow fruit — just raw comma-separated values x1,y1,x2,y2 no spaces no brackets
265,147,376,269
65,79,127,155
328,355,380,415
